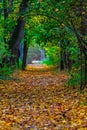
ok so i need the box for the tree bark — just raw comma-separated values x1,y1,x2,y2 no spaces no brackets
70,17,87,89
3,0,8,43
3,0,8,19
9,17,26,64
60,42,64,71
8,0,13,13
22,40,28,70
80,0,87,85
8,0,29,65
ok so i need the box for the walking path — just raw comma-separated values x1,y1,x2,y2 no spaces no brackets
26,63,56,71
0,68,87,130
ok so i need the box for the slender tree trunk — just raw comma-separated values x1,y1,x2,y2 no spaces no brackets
22,40,28,70
84,56,87,85
63,51,67,70
60,41,64,70
8,0,13,13
0,0,8,67
3,0,8,19
66,52,71,70
3,0,8,43
79,0,87,86
70,20,84,89
80,48,83,90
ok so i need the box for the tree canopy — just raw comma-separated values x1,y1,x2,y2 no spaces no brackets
0,0,87,88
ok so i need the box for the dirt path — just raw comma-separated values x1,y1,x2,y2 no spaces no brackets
0,70,87,130
26,64,56,71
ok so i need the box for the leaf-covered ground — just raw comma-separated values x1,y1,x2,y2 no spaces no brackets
0,69,87,130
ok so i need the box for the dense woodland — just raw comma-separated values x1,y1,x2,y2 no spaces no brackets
0,0,87,129
0,0,87,88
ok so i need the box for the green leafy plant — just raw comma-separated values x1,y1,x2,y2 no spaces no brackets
67,72,81,87
43,46,60,66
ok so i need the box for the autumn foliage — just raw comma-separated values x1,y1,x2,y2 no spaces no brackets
0,69,87,130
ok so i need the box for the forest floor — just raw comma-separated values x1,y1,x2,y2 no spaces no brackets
0,66,87,130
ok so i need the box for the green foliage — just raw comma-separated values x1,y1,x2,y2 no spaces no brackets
0,0,87,89
44,46,60,66
18,59,23,69
67,63,86,87
42,58,53,66
67,72,81,87
0,64,15,76
0,41,12,76
0,42,8,63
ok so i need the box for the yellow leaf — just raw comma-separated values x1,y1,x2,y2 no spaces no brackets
82,12,85,14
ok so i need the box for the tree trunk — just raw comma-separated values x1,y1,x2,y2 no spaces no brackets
60,47,64,70
22,40,28,70
80,0,87,85
84,56,87,85
59,38,64,71
3,0,8,43
70,20,84,90
9,18,26,64
3,0,8,19
8,0,29,65
8,0,13,13
70,7,87,89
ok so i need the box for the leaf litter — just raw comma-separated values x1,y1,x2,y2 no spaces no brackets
0,70,87,130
